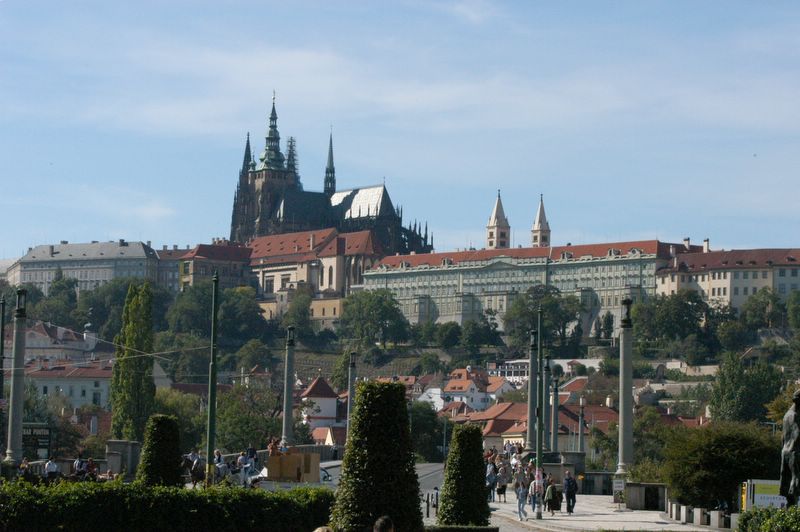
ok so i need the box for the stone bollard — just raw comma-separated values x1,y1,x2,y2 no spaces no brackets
709,510,724,528
671,503,679,520
730,513,739,530
680,505,692,524
693,507,706,526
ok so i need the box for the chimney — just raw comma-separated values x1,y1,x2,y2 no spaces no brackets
48,245,54,256
146,240,151,247
310,233,315,248
119,238,125,246
605,395,614,409
683,237,690,251
60,240,68,245
162,245,167,250
173,245,178,250
703,238,710,253
669,244,675,257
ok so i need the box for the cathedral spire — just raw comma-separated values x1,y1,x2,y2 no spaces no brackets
324,129,336,196
487,189,510,249
258,92,285,170
531,193,551,247
241,133,252,174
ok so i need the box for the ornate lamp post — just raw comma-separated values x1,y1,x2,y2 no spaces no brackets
346,351,357,441
281,326,296,447
525,330,537,452
204,273,220,487
616,299,634,477
3,289,27,471
550,373,560,453
534,306,544,520
577,394,586,454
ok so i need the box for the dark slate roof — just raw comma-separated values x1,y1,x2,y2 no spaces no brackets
276,190,331,227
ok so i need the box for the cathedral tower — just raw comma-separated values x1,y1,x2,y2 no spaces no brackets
486,190,510,249
324,132,336,196
531,194,551,247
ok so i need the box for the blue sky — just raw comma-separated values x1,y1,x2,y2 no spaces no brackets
1,1,798,259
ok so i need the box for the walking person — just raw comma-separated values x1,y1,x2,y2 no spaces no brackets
544,478,557,516
563,470,578,515
485,459,497,502
496,462,509,503
514,478,529,521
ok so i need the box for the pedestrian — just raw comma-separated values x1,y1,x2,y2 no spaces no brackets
544,478,557,516
514,468,528,521
485,459,497,502
44,456,59,482
496,463,508,503
529,466,543,515
563,470,578,514
86,458,98,480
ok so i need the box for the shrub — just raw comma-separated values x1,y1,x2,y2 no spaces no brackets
661,421,779,509
329,381,423,532
739,506,800,531
437,424,490,526
0,482,334,532
136,414,183,487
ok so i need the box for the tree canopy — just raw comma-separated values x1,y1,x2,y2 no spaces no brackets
338,289,408,347
502,284,582,350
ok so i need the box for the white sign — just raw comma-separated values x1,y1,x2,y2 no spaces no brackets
613,479,626,492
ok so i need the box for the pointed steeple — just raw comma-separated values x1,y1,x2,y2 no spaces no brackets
258,92,285,170
241,133,252,174
531,194,551,247
324,130,336,196
486,190,511,249
286,136,298,174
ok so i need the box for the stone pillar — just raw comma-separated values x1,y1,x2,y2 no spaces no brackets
543,357,551,451
281,327,295,447
346,351,357,441
3,290,27,469
577,396,586,453
525,331,537,450
616,299,633,476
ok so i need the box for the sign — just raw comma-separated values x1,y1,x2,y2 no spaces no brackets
22,422,51,460
744,479,786,510
613,479,626,492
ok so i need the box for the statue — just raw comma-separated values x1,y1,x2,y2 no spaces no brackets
780,390,800,506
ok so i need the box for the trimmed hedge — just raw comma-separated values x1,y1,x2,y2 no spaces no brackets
329,381,424,532
437,424,490,526
425,527,499,531
136,414,183,486
0,481,334,532
738,506,800,531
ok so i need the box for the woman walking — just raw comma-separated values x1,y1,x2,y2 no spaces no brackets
544,478,557,516
514,477,529,521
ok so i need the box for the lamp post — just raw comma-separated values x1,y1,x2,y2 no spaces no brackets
0,295,5,453
534,306,544,520
346,351,357,441
577,395,586,454
281,326,296,447
543,350,551,452
3,289,27,470
525,329,537,452
550,374,560,453
616,299,634,477
204,273,219,487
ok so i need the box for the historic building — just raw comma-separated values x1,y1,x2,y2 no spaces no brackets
361,239,702,334
177,239,252,291
229,98,431,255
656,247,800,311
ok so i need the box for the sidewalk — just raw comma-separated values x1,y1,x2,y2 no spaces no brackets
488,494,708,531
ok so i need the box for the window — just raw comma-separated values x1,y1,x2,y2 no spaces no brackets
489,231,494,238
322,307,326,316
780,269,787,277
263,277,274,294
792,269,798,277
723,272,728,279
762,271,768,279
734,272,740,279
182,261,190,274
743,287,749,295
499,232,506,238
333,307,336,316
42,385,48,395
489,240,494,247
533,235,538,243
92,391,101,406
328,266,333,286
281,275,290,289
734,287,739,296
779,284,787,294
743,272,749,279
94,381,100,388
81,388,86,397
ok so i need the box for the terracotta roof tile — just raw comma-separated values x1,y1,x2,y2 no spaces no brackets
660,248,800,273
301,377,339,399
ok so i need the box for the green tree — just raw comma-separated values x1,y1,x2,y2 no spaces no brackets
788,291,800,331
136,414,183,486
215,383,283,451
110,283,156,441
740,287,786,330
228,339,275,373
503,285,582,350
77,278,173,339
709,351,782,422
409,401,445,462
716,320,751,352
329,350,352,391
416,351,444,375
154,331,209,383
167,281,213,336
31,271,79,329
281,292,314,339
218,286,267,347
338,289,409,348
662,422,779,508
330,381,423,532
601,311,614,339
152,387,205,453
436,322,462,349
437,423,490,526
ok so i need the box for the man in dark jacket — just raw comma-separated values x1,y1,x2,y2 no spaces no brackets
563,470,578,514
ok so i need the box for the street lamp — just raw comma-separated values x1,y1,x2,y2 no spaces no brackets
3,289,27,471
347,351,357,442
578,394,586,453
534,306,544,520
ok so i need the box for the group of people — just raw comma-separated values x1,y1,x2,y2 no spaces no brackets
484,447,579,521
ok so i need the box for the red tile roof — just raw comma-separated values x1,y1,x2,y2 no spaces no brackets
250,228,337,261
660,248,800,274
561,376,589,393
10,359,115,380
182,243,252,262
373,240,702,269
300,377,339,399
467,402,528,422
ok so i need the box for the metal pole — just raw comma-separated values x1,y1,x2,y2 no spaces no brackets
525,330,537,451
346,351,356,441
543,350,551,451
0,296,6,454
442,415,447,462
535,306,544,520
616,299,634,476
550,375,559,452
204,273,219,486
578,396,586,454
281,326,296,447
3,289,27,469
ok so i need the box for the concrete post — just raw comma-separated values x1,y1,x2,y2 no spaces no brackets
3,290,27,468
616,299,634,476
543,355,551,450
577,396,586,453
525,330,537,450
280,326,295,447
346,351,356,441
550,376,559,452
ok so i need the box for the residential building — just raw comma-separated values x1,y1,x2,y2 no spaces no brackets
656,248,800,311
155,245,190,292
487,359,603,386
362,238,702,333
3,320,99,367
441,367,512,411
12,358,114,409
301,377,343,430
178,239,252,291
251,228,382,328
6,240,158,296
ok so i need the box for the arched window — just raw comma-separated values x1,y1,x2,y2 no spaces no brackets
320,267,324,286
328,266,334,286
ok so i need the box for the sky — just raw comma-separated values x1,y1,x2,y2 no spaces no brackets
1,1,798,259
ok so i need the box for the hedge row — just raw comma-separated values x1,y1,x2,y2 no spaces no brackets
424,527,500,531
0,481,334,532
738,506,800,531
